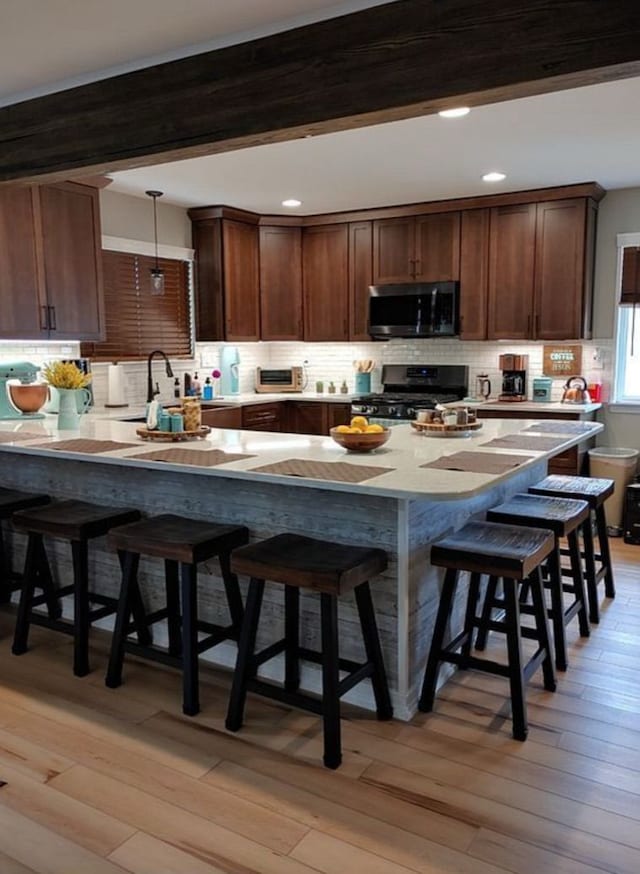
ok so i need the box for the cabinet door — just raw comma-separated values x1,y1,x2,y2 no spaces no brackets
288,401,327,435
326,403,351,430
241,402,282,431
223,220,260,341
372,217,414,283
39,183,104,340
201,407,242,429
192,219,224,341
414,212,460,280
534,199,589,340
349,221,373,341
302,225,349,341
0,186,48,339
487,203,536,340
259,226,303,340
459,209,489,340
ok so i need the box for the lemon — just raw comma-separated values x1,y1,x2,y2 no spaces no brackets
350,415,368,429
365,424,384,433
335,425,351,433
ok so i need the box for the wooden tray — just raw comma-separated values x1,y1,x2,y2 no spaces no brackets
135,425,211,442
411,420,483,438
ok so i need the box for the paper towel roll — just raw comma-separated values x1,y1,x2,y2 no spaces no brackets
105,363,128,407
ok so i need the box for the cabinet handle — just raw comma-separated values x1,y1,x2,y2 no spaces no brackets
41,306,49,331
535,314,540,337
48,306,57,330
527,314,531,336
414,259,422,277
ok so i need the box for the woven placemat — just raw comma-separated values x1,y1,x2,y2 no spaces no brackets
132,448,254,467
31,439,139,453
0,431,46,443
521,421,596,434
480,434,569,451
421,451,535,475
251,458,394,483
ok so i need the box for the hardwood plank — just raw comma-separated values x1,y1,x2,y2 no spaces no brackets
109,832,231,874
291,829,419,874
1,2,640,182
0,850,37,874
469,828,606,874
0,725,74,783
49,765,320,874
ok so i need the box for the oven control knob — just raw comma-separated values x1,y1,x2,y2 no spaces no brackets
406,407,415,417
387,406,397,416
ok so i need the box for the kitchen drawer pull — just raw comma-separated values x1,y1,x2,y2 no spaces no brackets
41,306,49,330
48,305,57,330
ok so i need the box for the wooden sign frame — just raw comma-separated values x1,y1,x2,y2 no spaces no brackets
543,345,582,377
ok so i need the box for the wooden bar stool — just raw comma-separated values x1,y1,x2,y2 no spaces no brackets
484,493,590,671
225,533,393,769
419,520,557,741
0,488,51,604
529,475,615,624
11,500,143,676
105,514,249,717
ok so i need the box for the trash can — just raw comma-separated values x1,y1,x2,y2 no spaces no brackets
589,447,640,534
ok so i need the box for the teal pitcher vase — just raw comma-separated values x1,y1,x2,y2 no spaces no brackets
57,388,92,430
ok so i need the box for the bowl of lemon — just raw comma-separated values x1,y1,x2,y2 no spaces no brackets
330,416,391,452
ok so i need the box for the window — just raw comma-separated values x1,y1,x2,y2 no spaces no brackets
81,250,193,361
614,242,640,404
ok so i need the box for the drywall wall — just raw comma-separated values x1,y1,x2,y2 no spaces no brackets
99,188,191,249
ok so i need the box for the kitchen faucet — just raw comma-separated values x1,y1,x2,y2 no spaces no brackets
146,350,174,403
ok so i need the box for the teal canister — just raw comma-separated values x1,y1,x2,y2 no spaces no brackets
532,377,553,402
354,372,371,394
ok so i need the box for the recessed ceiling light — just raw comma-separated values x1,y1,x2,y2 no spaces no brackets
282,198,302,208
482,171,507,182
438,107,470,119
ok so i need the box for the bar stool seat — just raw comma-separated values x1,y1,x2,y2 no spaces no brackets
485,493,590,671
106,514,249,717
226,533,393,769
420,521,557,741
0,488,51,604
529,475,615,623
11,500,142,676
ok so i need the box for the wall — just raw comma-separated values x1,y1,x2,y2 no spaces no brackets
99,188,192,249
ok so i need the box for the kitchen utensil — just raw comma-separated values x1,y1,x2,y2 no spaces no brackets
561,376,591,404
475,373,491,400
0,362,46,420
7,384,49,414
329,426,390,452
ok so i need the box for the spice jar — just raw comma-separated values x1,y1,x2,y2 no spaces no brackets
182,398,201,431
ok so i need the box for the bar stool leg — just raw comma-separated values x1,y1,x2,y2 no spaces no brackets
180,562,200,716
218,551,245,636
226,578,265,732
567,530,590,638
35,536,61,620
284,585,300,692
595,506,616,599
528,567,557,693
0,524,11,603
418,568,458,712
461,572,481,665
164,559,182,658
354,582,393,720
321,592,341,769
115,549,151,647
547,547,568,672
475,576,498,652
581,516,600,624
12,534,39,655
106,550,139,688
503,577,527,741
71,539,91,676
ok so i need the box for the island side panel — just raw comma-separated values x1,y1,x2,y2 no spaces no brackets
0,454,401,711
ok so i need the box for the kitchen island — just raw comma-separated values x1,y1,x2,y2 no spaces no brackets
0,415,603,719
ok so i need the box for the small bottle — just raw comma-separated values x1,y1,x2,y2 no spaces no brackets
315,380,324,394
184,372,192,397
173,377,181,399
203,377,213,401
192,371,201,397
340,380,349,394
328,381,336,394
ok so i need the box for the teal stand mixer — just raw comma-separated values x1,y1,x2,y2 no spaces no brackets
0,361,46,419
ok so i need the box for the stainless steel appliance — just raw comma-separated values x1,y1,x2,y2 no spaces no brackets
498,354,528,402
0,361,45,420
561,376,591,404
368,282,459,339
255,366,304,393
350,364,468,422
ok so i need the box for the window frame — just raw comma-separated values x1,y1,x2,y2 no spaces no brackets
613,233,640,407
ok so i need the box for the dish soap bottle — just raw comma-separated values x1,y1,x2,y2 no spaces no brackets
203,377,213,401
192,372,201,397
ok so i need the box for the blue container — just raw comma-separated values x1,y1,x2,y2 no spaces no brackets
157,411,171,432
354,372,371,394
170,413,184,432
532,377,553,402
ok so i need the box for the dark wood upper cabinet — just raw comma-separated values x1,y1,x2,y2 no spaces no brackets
191,211,260,342
302,224,349,341
414,212,460,281
39,182,104,340
0,186,47,339
372,217,414,283
487,203,536,340
459,208,489,340
259,226,303,340
348,221,373,341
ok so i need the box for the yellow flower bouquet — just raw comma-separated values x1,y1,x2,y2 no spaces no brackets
42,361,92,389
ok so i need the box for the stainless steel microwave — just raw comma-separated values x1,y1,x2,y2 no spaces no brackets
255,367,304,393
368,281,459,339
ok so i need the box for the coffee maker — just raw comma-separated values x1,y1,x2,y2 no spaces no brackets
498,354,528,402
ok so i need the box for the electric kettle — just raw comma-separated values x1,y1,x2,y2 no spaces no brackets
561,376,591,404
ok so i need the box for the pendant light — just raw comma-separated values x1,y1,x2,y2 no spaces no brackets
146,189,165,295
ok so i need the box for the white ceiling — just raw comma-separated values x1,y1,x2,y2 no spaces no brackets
3,2,640,211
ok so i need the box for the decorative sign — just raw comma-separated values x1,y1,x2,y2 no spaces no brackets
542,345,582,377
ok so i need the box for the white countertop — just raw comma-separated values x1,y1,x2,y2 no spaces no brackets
478,400,602,414
0,415,603,502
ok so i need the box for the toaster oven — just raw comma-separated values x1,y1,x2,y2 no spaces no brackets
255,366,304,393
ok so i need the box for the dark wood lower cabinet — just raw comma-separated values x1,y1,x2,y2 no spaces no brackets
287,401,351,435
201,407,243,429
241,403,283,432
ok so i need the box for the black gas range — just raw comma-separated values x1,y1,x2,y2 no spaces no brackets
351,364,468,421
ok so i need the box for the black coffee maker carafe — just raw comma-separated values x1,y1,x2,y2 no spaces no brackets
498,354,528,402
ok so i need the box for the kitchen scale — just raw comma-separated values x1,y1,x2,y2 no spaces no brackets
0,361,45,419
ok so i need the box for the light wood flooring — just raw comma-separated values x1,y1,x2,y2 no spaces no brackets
0,541,638,873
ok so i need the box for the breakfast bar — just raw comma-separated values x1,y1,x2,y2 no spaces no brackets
0,415,603,719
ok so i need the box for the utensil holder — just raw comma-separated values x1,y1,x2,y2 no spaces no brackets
355,372,371,394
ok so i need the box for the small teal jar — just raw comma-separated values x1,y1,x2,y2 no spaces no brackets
170,413,184,432
157,411,171,432
354,372,371,394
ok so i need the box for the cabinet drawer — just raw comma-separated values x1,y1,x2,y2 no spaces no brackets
242,403,282,430
201,407,242,429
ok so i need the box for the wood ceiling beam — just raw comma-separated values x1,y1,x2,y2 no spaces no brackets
1,0,640,183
